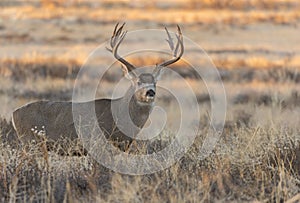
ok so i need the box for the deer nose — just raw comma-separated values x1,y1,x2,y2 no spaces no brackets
146,89,155,97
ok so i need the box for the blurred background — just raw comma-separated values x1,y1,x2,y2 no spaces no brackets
0,0,300,123
0,1,300,202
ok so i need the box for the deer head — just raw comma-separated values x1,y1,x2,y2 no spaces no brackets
107,23,184,105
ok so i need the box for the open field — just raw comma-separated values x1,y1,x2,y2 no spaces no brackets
0,0,300,202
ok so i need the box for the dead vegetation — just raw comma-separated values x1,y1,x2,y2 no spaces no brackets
2,0,300,26
0,110,299,202
2,54,300,83
0,0,300,202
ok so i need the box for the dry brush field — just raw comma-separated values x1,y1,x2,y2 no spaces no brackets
0,0,300,202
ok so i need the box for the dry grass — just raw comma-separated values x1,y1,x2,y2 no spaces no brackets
213,56,300,70
40,0,300,10
0,105,299,202
0,55,300,201
2,3,300,26
1,55,299,201
1,0,300,202
2,54,300,86
0,54,84,81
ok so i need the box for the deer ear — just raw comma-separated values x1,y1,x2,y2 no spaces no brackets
153,65,164,81
121,65,135,80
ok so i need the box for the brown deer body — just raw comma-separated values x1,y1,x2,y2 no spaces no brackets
12,23,184,152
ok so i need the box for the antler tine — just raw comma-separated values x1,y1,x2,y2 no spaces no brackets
107,23,136,75
110,23,124,50
157,25,184,68
174,25,182,57
112,22,119,37
116,23,125,36
165,27,174,51
109,22,120,48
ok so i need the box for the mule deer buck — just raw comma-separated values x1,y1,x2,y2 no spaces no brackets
12,23,184,152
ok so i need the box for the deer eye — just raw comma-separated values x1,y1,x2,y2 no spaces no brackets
137,81,142,85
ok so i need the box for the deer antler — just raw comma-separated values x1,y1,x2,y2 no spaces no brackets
158,25,184,67
153,25,184,79
107,23,137,76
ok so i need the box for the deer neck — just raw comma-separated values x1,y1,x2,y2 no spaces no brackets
119,86,153,128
